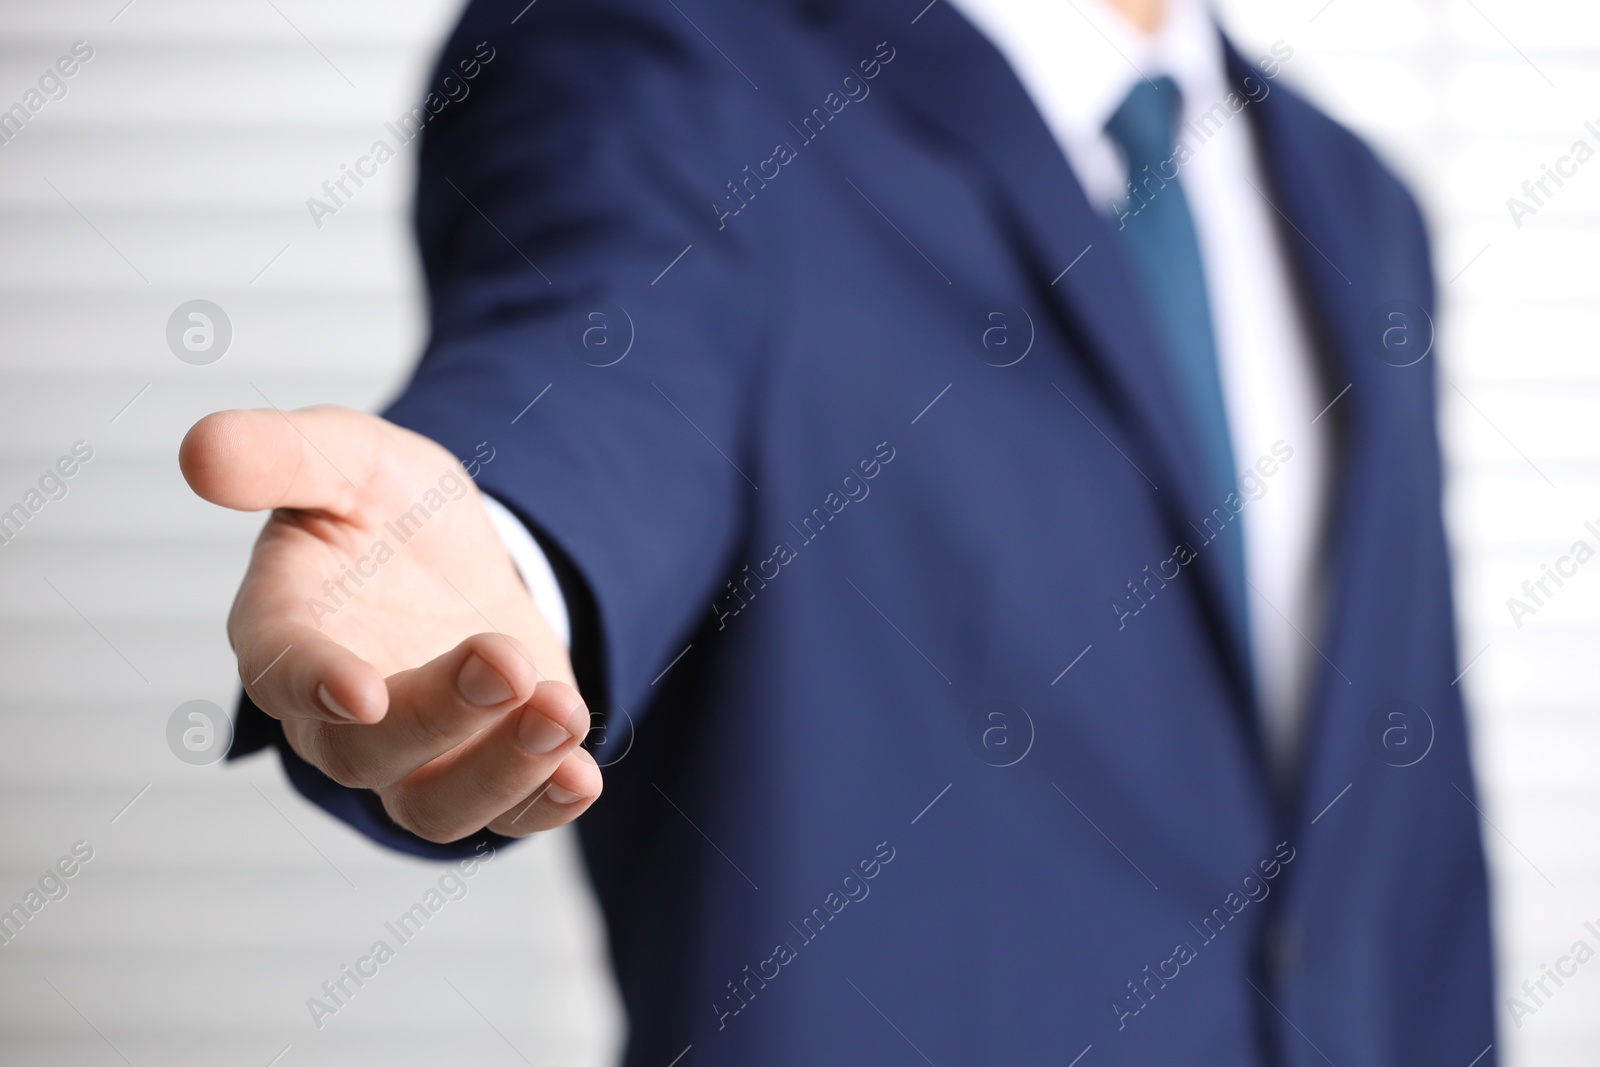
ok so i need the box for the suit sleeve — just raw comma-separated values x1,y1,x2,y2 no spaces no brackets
230,0,770,858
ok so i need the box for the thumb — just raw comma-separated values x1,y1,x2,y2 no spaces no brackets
180,406,377,515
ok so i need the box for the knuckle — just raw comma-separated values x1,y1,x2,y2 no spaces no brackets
465,756,536,811
383,787,469,845
312,730,381,790
404,701,463,750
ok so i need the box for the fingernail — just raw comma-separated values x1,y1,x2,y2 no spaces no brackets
317,683,358,722
519,709,573,754
458,654,515,707
544,784,584,805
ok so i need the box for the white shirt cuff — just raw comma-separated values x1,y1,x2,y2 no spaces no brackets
481,492,572,648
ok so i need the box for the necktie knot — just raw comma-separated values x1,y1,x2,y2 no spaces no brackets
1105,76,1182,176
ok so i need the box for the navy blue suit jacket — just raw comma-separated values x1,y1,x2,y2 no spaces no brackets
233,0,1495,1062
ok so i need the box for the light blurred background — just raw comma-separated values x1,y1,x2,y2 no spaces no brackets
0,0,1592,1064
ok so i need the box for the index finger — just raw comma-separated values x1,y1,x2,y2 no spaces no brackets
237,621,388,726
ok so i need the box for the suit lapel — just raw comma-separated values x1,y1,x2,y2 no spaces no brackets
1228,40,1431,725
821,0,1257,708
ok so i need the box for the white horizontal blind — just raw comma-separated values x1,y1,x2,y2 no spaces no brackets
0,2,621,1064
1217,1,1600,1063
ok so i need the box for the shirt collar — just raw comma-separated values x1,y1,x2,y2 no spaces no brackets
943,0,1230,201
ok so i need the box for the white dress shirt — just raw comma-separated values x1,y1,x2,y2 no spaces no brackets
491,0,1329,769
483,492,571,647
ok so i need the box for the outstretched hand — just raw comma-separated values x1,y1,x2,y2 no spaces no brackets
180,406,600,842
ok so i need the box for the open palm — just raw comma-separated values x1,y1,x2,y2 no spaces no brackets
181,406,600,842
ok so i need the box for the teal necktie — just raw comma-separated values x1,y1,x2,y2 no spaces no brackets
1105,76,1250,652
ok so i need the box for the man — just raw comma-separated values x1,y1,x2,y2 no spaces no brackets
180,0,1495,1062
